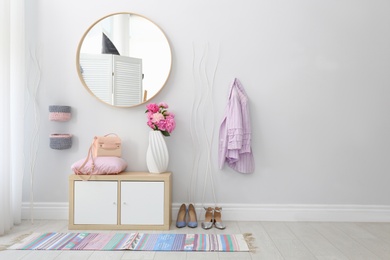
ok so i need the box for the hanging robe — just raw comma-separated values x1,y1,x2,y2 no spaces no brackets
218,78,255,173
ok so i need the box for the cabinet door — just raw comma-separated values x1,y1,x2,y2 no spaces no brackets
74,181,117,225
121,181,164,225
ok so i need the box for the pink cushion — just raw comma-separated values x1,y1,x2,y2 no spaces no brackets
71,156,127,175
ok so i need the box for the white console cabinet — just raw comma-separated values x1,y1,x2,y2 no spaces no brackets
69,172,171,230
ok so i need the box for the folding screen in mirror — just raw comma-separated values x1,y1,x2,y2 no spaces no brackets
76,13,172,107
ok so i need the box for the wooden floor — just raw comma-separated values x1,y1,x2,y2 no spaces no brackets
1,220,390,259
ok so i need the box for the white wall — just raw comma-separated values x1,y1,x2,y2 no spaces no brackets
23,0,390,219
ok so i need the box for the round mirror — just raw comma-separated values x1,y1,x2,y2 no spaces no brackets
76,12,172,107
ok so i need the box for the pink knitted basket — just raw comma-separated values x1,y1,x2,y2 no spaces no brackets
49,106,71,121
50,134,72,149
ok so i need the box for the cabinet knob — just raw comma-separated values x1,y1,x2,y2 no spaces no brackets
113,202,116,205
123,202,127,205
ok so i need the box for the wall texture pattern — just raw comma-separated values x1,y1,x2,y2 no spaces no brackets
23,0,390,221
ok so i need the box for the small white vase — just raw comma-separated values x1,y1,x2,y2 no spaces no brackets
146,131,169,173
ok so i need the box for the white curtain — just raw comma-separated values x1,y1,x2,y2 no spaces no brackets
0,0,25,235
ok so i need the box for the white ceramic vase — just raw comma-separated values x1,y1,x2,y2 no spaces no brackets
146,131,169,173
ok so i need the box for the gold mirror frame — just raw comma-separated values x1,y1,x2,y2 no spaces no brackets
76,12,172,107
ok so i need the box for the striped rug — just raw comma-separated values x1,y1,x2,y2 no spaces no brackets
8,232,250,252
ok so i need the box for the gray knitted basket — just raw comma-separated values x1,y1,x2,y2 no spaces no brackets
49,106,71,121
50,134,72,150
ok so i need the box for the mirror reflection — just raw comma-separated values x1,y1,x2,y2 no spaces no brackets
77,13,172,107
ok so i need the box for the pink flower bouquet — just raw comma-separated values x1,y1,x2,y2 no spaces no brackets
146,102,176,136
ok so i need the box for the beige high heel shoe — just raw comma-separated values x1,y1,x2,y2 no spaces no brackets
201,207,214,230
213,207,226,230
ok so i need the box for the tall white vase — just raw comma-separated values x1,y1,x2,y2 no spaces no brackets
146,131,169,173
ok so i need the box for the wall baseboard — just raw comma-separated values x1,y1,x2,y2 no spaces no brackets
22,202,69,221
22,202,390,222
